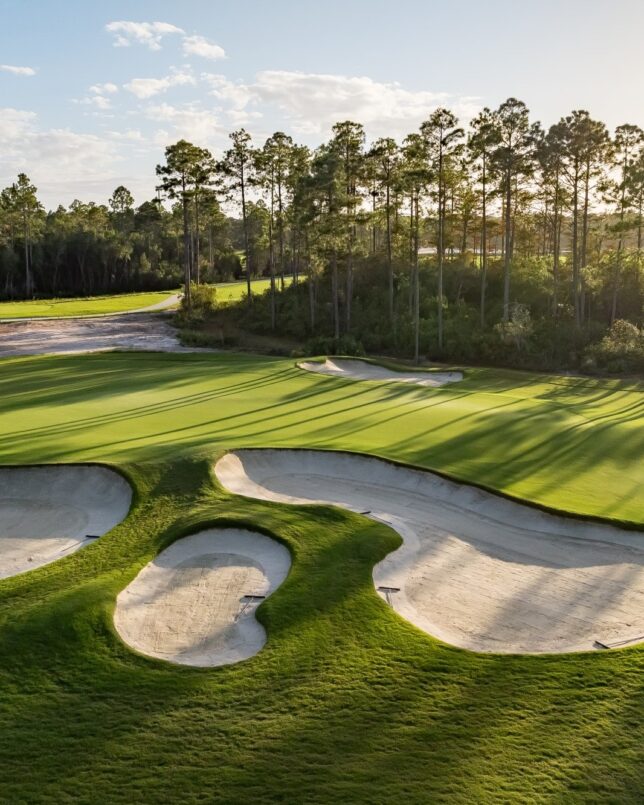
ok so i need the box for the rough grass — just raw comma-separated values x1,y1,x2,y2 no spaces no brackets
0,352,643,803
0,290,178,319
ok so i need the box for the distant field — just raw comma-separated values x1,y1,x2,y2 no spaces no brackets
214,277,293,304
0,279,292,318
0,290,178,319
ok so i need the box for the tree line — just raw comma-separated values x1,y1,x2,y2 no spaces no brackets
2,97,643,369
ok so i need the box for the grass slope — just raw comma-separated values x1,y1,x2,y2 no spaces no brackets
214,277,293,304
0,353,643,803
0,290,177,319
0,277,291,319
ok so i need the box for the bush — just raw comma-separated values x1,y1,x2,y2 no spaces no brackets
586,319,644,373
176,284,217,326
304,334,365,357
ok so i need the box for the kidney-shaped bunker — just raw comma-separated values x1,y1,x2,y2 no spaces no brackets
0,464,132,579
216,449,644,654
114,529,291,667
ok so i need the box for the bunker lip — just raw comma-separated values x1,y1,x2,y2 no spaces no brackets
0,464,132,579
114,528,291,667
298,357,463,387
215,449,644,655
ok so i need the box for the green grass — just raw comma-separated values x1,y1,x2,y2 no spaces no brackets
0,353,643,803
214,277,293,304
0,290,178,319
0,278,291,318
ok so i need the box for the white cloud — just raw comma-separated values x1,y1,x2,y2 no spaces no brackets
124,69,195,99
0,108,36,141
248,70,480,139
1,64,36,76
90,82,119,95
0,106,125,205
183,35,226,61
105,21,184,50
108,129,145,142
145,103,225,143
78,95,113,110
199,69,480,141
202,73,254,110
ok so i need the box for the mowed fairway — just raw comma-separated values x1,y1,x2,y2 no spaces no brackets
0,352,643,803
0,290,178,319
0,278,292,319
214,277,293,304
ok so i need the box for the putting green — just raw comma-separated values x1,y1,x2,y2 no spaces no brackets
0,352,642,803
0,353,642,523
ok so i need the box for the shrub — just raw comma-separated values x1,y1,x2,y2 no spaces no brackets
586,319,644,373
304,334,365,357
176,284,217,326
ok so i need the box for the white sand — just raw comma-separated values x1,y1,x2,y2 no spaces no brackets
0,465,131,579
0,312,209,357
114,528,291,667
215,450,644,654
298,358,463,387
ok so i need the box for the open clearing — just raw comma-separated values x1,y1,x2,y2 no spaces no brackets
0,351,642,803
114,528,291,666
0,465,131,578
216,449,644,653
299,357,463,386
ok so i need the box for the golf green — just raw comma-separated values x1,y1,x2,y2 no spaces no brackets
0,352,642,803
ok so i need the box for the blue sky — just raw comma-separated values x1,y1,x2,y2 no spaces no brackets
1,0,643,207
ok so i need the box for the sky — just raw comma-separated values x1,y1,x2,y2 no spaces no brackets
1,0,643,208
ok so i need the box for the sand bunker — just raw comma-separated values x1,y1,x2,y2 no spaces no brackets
215,450,644,654
0,465,131,579
114,529,291,667
298,358,463,387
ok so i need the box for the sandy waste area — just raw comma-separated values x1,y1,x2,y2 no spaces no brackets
0,313,202,357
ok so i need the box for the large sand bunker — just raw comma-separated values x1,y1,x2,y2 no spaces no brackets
215,450,644,654
114,529,291,667
0,465,131,579
298,358,463,387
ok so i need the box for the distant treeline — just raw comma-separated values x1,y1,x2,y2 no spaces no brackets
2,97,643,370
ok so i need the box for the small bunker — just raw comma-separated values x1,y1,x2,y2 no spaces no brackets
114,529,291,667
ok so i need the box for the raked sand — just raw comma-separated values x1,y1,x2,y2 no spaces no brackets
298,358,463,387
0,465,131,579
114,529,291,667
215,449,644,654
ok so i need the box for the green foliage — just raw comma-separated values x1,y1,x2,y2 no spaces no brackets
586,319,644,373
304,333,365,356
494,303,534,350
